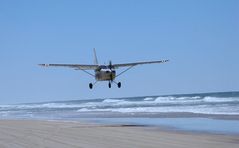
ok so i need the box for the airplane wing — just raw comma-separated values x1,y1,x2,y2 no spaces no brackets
112,60,169,69
38,64,98,70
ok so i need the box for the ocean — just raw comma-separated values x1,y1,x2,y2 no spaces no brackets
1,91,239,134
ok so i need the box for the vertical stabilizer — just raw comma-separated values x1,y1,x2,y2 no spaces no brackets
93,48,99,65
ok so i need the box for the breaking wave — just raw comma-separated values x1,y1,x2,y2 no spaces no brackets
1,92,239,118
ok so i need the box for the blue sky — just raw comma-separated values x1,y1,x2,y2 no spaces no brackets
0,0,238,104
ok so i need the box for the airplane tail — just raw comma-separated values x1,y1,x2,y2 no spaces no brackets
93,48,99,65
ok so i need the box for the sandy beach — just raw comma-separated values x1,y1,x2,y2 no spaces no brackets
0,120,238,148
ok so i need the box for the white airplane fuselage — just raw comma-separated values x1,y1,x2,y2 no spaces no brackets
95,69,116,81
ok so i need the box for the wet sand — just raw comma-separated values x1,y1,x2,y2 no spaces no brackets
0,120,238,148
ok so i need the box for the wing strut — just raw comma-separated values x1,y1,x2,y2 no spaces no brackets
76,69,95,78
116,65,135,78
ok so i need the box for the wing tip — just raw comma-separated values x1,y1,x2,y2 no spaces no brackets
38,64,49,67
163,60,169,63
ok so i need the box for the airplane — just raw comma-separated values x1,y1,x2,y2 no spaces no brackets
39,49,169,89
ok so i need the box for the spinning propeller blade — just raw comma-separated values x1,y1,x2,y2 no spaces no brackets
108,60,113,70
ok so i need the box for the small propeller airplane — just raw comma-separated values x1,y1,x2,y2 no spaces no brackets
39,49,169,89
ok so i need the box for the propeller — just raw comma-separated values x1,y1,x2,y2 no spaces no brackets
108,60,113,70
109,61,113,81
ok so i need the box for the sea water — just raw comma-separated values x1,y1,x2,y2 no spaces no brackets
1,91,239,134
81,117,239,135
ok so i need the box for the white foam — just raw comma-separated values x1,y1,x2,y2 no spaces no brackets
2,96,223,111
9,96,235,110
77,106,239,115
144,97,154,101
154,96,202,103
154,96,175,102
1,103,85,109
102,99,124,103
2,95,239,117
0,111,10,117
203,97,237,103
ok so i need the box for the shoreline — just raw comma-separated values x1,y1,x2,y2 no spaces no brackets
0,119,239,148
68,117,239,135
2,115,239,135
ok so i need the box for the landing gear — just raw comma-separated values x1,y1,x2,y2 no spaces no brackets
117,82,121,88
89,83,93,89
89,81,121,89
108,81,121,88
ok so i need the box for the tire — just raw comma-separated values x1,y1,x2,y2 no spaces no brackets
117,82,121,88
89,83,93,89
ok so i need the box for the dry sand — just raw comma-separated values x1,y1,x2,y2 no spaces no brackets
0,120,238,148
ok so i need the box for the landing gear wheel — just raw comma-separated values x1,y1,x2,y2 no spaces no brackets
89,83,93,89
108,82,111,88
117,82,121,88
